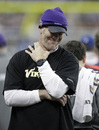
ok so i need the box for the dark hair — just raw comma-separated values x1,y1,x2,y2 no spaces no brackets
63,40,86,60
95,31,99,51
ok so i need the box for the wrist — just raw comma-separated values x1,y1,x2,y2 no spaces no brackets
39,90,46,100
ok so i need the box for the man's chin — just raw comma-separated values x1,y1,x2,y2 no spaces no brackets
47,46,58,52
43,43,58,51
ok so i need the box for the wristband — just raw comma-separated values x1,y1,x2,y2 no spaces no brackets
36,59,46,66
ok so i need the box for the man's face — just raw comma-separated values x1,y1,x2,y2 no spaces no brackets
40,27,63,51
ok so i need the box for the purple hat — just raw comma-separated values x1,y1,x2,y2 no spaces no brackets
39,7,68,35
81,35,94,51
0,33,6,48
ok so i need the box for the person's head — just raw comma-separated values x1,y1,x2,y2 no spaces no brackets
0,33,7,54
95,31,99,52
38,7,68,51
80,35,95,51
63,40,86,67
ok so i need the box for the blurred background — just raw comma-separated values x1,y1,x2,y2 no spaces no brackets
0,0,99,54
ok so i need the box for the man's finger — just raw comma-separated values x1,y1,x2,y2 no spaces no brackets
25,50,31,56
58,98,65,106
28,45,34,52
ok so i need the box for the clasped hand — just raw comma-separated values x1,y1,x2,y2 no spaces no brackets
39,90,67,107
25,42,50,62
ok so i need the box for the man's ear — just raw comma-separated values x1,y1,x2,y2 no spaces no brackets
83,54,86,63
39,28,42,34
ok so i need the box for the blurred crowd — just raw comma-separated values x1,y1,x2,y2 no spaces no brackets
0,13,99,53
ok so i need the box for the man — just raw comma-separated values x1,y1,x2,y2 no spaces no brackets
3,7,79,130
64,40,99,130
81,34,99,71
0,33,11,130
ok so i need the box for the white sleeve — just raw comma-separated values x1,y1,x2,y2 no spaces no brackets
38,61,68,98
4,90,41,107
